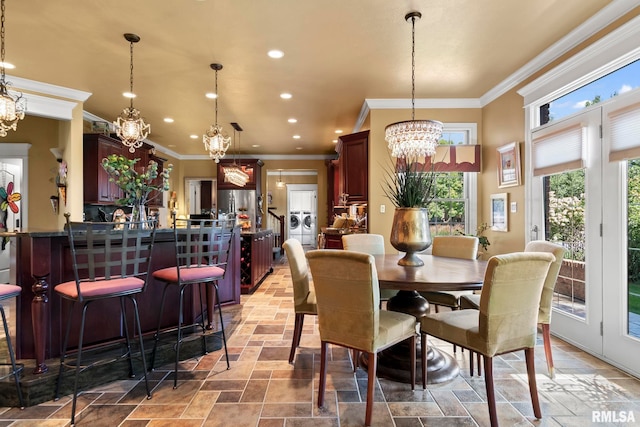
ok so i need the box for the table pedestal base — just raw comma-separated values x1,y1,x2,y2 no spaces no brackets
368,290,460,384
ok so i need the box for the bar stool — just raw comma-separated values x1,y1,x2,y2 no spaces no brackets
149,217,235,388
0,284,24,409
55,215,157,426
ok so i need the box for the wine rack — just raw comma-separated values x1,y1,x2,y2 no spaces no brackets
240,230,274,294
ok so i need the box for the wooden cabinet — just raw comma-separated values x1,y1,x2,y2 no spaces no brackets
217,158,263,191
337,130,369,204
326,159,340,226
84,134,125,203
240,229,274,294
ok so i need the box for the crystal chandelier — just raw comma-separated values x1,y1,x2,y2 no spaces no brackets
114,33,150,153
0,0,26,137
385,12,443,161
223,125,249,187
204,63,231,163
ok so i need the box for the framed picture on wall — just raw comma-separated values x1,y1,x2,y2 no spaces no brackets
490,192,508,232
497,141,521,188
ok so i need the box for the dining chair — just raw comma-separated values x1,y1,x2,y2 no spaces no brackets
282,238,317,364
0,285,24,409
342,234,398,304
149,217,235,388
55,215,157,426
306,249,417,427
460,240,566,378
420,252,555,427
419,235,479,313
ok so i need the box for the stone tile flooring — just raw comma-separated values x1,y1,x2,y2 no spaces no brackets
1,259,640,426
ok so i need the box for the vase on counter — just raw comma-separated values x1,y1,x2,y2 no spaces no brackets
130,202,149,229
389,207,431,266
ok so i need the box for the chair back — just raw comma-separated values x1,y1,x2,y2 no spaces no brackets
283,239,313,309
525,240,566,324
432,235,478,260
342,233,385,255
477,252,555,356
306,249,380,352
171,217,236,282
65,216,157,301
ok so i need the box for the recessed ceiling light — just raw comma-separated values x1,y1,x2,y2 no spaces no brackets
252,144,260,148
163,118,174,123
288,118,297,123
190,134,198,139
296,147,303,150
293,135,301,139
205,92,217,99
335,129,343,134
332,139,338,143
268,50,284,59
0,62,15,69
168,144,176,147
280,93,292,99
123,92,136,98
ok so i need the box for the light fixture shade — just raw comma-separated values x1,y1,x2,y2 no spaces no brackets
385,119,443,160
0,85,26,137
276,180,285,189
223,164,249,187
115,107,150,153
204,123,231,163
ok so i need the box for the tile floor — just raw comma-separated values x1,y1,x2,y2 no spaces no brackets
1,258,640,426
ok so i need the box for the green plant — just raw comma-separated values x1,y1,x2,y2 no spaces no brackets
101,155,173,206
382,159,436,208
457,222,491,252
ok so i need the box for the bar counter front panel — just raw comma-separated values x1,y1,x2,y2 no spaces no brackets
10,227,241,371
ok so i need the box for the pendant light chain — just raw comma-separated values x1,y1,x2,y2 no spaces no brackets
1,0,6,81
214,68,219,125
411,13,416,121
129,39,134,109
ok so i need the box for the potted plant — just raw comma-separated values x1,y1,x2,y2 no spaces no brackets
457,222,491,258
382,159,436,266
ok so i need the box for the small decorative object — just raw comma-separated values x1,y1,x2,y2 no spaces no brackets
383,159,436,266
339,193,349,206
497,141,521,188
50,195,59,215
490,193,508,232
101,155,173,227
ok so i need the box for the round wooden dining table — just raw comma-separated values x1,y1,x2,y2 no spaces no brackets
371,253,487,384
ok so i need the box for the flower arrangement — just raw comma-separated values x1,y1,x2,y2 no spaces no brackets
101,154,173,206
381,158,436,208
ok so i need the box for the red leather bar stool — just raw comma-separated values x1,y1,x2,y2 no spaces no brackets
0,284,24,409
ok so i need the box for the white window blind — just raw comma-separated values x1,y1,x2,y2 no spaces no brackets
532,124,584,176
608,102,640,162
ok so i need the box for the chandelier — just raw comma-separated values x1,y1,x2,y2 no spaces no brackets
385,12,443,161
223,124,249,187
0,0,26,137
114,33,150,153
276,170,285,189
204,63,231,163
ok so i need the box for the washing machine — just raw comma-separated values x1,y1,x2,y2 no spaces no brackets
289,211,302,243
301,211,316,246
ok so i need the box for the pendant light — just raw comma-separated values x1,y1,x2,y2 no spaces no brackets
114,33,150,153
385,12,443,161
223,122,249,187
203,63,231,163
0,0,26,137
276,170,285,189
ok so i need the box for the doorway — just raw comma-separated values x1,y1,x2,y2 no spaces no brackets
287,184,317,248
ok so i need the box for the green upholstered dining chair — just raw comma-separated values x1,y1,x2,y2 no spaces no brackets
419,235,479,313
149,217,235,388
421,252,555,427
282,238,317,364
342,233,398,303
460,240,566,378
306,249,416,427
55,216,157,426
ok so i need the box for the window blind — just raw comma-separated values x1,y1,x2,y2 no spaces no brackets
532,124,584,176
608,102,640,162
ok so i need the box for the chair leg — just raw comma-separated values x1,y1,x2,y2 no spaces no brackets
198,284,207,355
409,335,416,391
483,355,498,427
421,332,427,389
55,301,76,400
173,285,187,389
351,349,360,372
365,352,377,427
289,313,304,364
129,296,151,399
149,283,170,372
318,341,328,408
477,352,482,376
213,284,230,369
525,347,542,419
0,305,23,408
541,323,555,379
119,297,135,378
469,350,474,376
69,302,90,426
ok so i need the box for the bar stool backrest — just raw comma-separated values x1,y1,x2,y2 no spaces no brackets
65,216,157,302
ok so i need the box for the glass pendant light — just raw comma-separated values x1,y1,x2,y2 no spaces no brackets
203,63,231,163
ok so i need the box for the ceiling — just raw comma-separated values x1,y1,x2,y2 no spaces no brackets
5,0,622,158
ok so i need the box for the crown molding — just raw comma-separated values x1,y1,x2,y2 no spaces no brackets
365,98,482,110
8,75,91,102
19,91,79,121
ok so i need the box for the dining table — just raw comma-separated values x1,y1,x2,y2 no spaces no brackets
369,253,487,384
